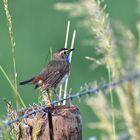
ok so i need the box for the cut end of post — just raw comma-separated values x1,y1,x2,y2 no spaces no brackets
19,105,82,140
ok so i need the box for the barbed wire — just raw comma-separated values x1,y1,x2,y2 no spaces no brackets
3,73,140,127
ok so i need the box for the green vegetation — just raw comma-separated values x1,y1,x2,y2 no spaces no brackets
0,0,140,139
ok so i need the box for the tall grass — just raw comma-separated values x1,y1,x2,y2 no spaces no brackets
1,0,25,138
59,21,70,100
0,66,25,108
1,0,140,139
58,20,76,105
63,30,76,105
2,0,25,108
55,0,140,139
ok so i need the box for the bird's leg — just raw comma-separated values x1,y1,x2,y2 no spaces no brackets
40,89,52,106
53,89,63,105
53,89,59,99
46,89,52,106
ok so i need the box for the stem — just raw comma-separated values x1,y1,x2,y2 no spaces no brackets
107,65,116,140
12,46,17,89
63,30,76,105
3,0,17,89
59,20,70,99
2,0,25,109
0,66,26,108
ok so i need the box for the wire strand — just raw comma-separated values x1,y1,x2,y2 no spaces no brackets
3,73,140,127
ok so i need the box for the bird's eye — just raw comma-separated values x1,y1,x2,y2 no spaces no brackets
64,51,67,54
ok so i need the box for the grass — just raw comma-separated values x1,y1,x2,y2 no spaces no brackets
58,20,76,105
1,0,140,139
59,20,70,100
55,0,140,139
63,29,76,105
107,66,116,140
0,66,25,108
2,0,25,109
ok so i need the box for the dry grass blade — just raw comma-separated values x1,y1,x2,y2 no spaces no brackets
63,30,76,105
59,21,70,100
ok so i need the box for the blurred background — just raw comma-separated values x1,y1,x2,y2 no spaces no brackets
0,0,140,139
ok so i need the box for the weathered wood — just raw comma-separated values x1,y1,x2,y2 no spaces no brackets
19,105,82,140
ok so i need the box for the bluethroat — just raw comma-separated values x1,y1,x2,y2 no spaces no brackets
19,48,74,100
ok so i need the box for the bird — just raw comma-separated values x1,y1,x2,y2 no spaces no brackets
19,48,74,102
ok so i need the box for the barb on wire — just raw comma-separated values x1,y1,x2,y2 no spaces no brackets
2,73,140,127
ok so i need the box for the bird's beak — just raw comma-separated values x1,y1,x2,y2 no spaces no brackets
68,48,75,53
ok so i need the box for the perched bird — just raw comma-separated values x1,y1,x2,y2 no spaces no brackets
19,48,74,96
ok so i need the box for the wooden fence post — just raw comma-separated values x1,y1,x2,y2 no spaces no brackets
19,105,82,140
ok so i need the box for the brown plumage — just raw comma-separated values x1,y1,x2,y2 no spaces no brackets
19,48,74,93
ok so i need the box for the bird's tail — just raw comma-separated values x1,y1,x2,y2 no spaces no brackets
19,78,34,85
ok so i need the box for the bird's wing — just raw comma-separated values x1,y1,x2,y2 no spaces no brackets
39,60,69,88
